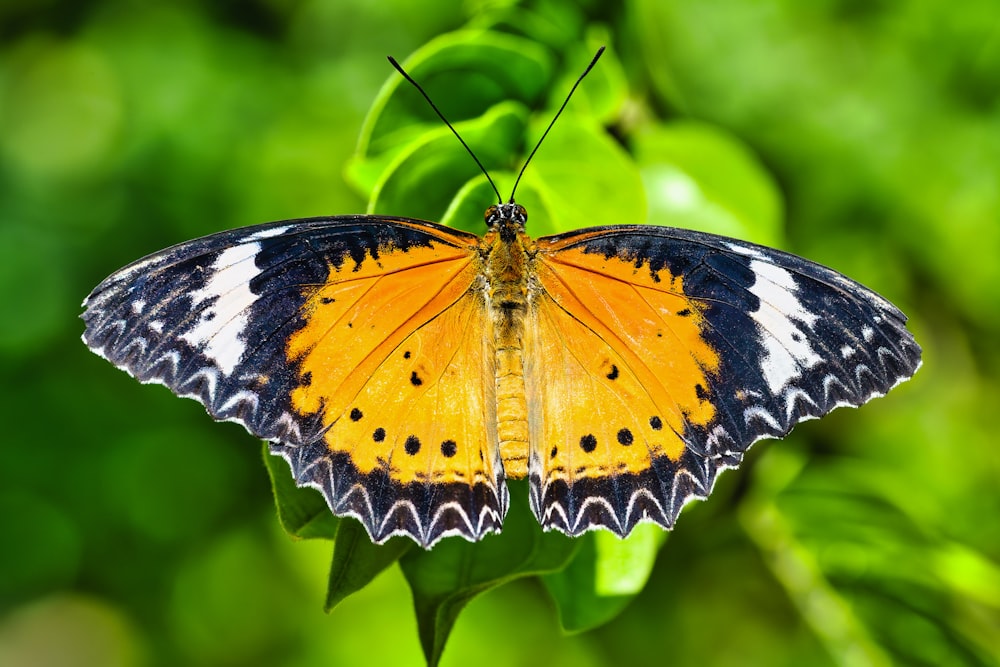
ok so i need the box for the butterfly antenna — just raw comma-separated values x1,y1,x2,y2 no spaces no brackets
387,56,504,205
508,46,605,203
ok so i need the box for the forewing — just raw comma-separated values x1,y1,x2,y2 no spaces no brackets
82,216,505,547
527,225,921,537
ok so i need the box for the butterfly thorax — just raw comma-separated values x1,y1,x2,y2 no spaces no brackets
481,203,533,478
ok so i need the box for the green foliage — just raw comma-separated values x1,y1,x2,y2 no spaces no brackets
542,525,665,633
2,0,999,665
263,444,340,540
326,521,412,612
349,29,641,236
400,482,578,666
633,122,783,246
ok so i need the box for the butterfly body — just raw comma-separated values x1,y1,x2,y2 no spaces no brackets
83,206,920,547
483,203,533,478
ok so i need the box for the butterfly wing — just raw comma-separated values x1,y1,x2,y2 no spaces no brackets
526,225,921,537
83,216,506,547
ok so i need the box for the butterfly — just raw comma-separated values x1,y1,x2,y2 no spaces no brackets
81,52,921,549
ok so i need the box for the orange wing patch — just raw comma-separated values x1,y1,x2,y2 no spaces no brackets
284,235,506,544
312,293,497,485
287,244,477,438
526,240,721,536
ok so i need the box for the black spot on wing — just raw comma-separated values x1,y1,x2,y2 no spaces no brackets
441,440,457,458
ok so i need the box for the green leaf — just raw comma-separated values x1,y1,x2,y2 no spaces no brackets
543,524,666,633
592,524,665,595
432,115,645,237
262,444,339,540
469,0,586,52
399,480,579,666
347,31,634,243
325,519,413,611
349,31,553,193
439,176,503,230
544,34,629,124
520,117,646,236
742,444,1000,665
633,121,783,245
365,102,528,227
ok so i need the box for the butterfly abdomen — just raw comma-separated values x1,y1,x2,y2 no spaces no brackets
495,341,529,478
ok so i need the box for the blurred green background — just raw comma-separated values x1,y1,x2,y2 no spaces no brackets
2,0,999,665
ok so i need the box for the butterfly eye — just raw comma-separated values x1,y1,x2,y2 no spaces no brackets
484,205,500,226
512,204,527,225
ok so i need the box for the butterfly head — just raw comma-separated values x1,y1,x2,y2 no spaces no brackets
485,202,527,242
